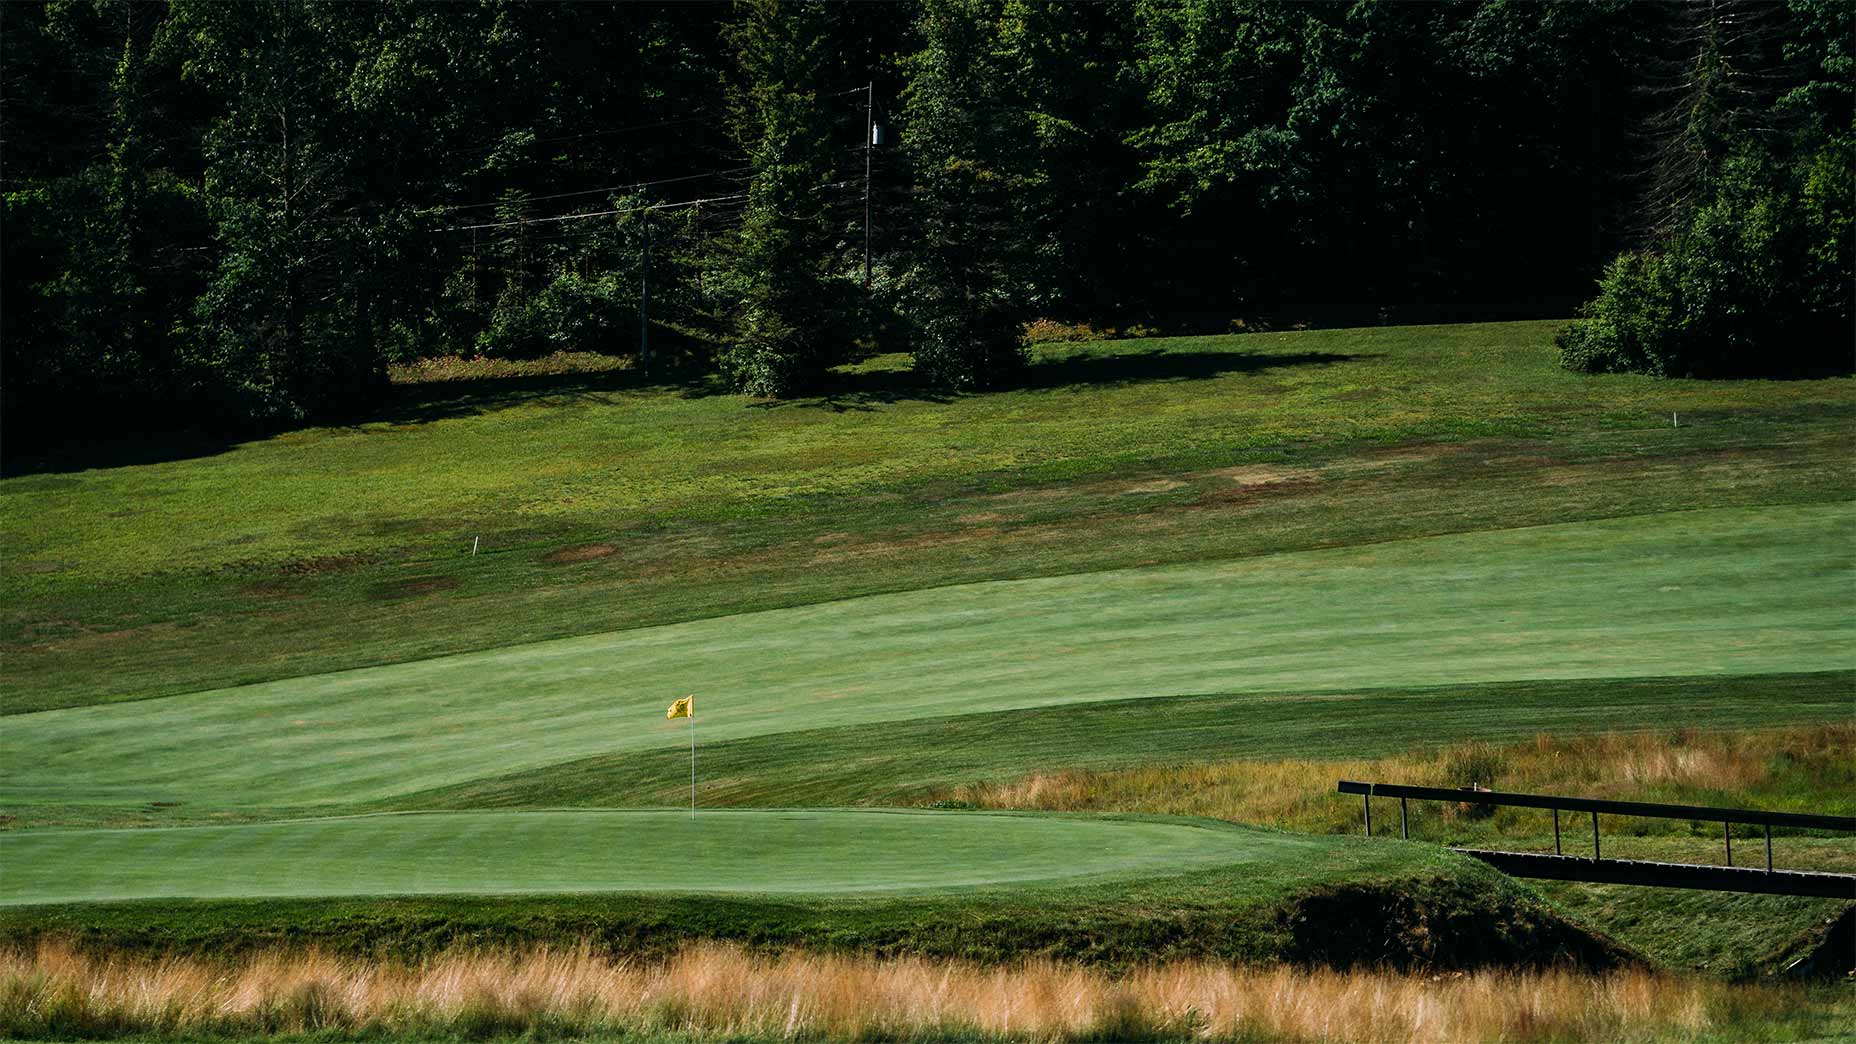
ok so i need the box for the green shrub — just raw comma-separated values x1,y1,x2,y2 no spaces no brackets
1558,148,1851,378
477,272,635,360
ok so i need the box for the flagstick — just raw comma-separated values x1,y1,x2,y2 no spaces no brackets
688,710,696,821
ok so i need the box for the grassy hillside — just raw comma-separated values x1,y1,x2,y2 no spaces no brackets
1,319,1849,983
5,321,1852,712
5,505,1849,820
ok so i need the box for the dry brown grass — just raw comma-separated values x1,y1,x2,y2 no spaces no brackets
0,939,1825,1042
930,725,1856,840
387,350,631,384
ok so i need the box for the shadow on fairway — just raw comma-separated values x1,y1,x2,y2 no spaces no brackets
742,348,1371,413
377,365,712,428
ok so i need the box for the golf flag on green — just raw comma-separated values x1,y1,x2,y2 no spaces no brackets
668,695,696,818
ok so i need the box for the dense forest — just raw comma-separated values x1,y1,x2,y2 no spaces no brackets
3,0,1849,451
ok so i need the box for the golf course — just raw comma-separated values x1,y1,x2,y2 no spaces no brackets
2,322,1852,1034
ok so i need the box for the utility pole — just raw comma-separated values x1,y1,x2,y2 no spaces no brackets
640,212,652,370
863,81,873,290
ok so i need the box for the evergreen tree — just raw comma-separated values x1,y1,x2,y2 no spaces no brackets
718,0,855,396
897,0,1038,388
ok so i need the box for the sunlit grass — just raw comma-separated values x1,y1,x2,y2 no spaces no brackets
4,940,1846,1042
5,320,1851,712
929,725,1856,846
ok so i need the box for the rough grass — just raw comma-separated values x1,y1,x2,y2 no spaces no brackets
4,940,1849,1043
5,321,1852,712
927,725,1856,843
917,725,1856,978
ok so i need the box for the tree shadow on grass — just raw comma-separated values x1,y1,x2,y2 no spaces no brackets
2,347,1367,474
2,360,714,477
1014,347,1371,391
742,347,1373,412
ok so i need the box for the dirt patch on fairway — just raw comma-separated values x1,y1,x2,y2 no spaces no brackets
543,543,618,564
811,526,1006,565
1324,442,1466,476
1122,480,1186,495
1208,465,1318,487
367,575,460,600
957,512,1006,524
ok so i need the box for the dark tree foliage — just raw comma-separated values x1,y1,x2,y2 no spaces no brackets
1558,0,1853,377
715,0,858,396
4,0,1842,457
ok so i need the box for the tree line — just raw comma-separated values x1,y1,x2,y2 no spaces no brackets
4,0,1848,452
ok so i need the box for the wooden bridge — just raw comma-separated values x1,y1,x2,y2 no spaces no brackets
1337,780,1856,899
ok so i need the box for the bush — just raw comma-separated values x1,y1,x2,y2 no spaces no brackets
910,299,1026,390
1558,148,1852,378
477,272,635,360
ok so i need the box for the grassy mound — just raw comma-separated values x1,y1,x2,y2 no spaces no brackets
0,835,1627,971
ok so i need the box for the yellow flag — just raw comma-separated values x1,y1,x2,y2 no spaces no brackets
666,695,693,720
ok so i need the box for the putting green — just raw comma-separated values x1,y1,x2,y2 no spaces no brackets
4,503,1850,811
0,809,1295,905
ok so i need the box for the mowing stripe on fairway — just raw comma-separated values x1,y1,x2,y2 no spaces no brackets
0,810,1301,905
4,503,1850,811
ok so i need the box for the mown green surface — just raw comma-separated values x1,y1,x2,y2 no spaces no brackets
404,672,1854,814
0,839,1586,970
0,810,1307,905
6,504,1850,817
5,321,1852,713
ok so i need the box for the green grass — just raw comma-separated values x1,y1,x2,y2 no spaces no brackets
2,319,1851,984
1536,881,1852,978
0,832,1606,970
5,503,1849,821
399,673,1854,815
0,809,1308,905
5,321,1852,712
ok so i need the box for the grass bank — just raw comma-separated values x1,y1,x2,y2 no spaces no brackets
0,843,1620,971
6,322,1851,712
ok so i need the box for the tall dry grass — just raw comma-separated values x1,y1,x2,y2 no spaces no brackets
932,725,1855,839
0,939,1821,1042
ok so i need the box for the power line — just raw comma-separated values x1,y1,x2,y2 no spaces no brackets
432,165,754,213
440,113,714,156
435,191,751,233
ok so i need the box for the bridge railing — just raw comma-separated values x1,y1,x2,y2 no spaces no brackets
1336,779,1855,873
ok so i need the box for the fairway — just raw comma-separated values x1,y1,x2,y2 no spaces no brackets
0,809,1296,905
6,502,1849,814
